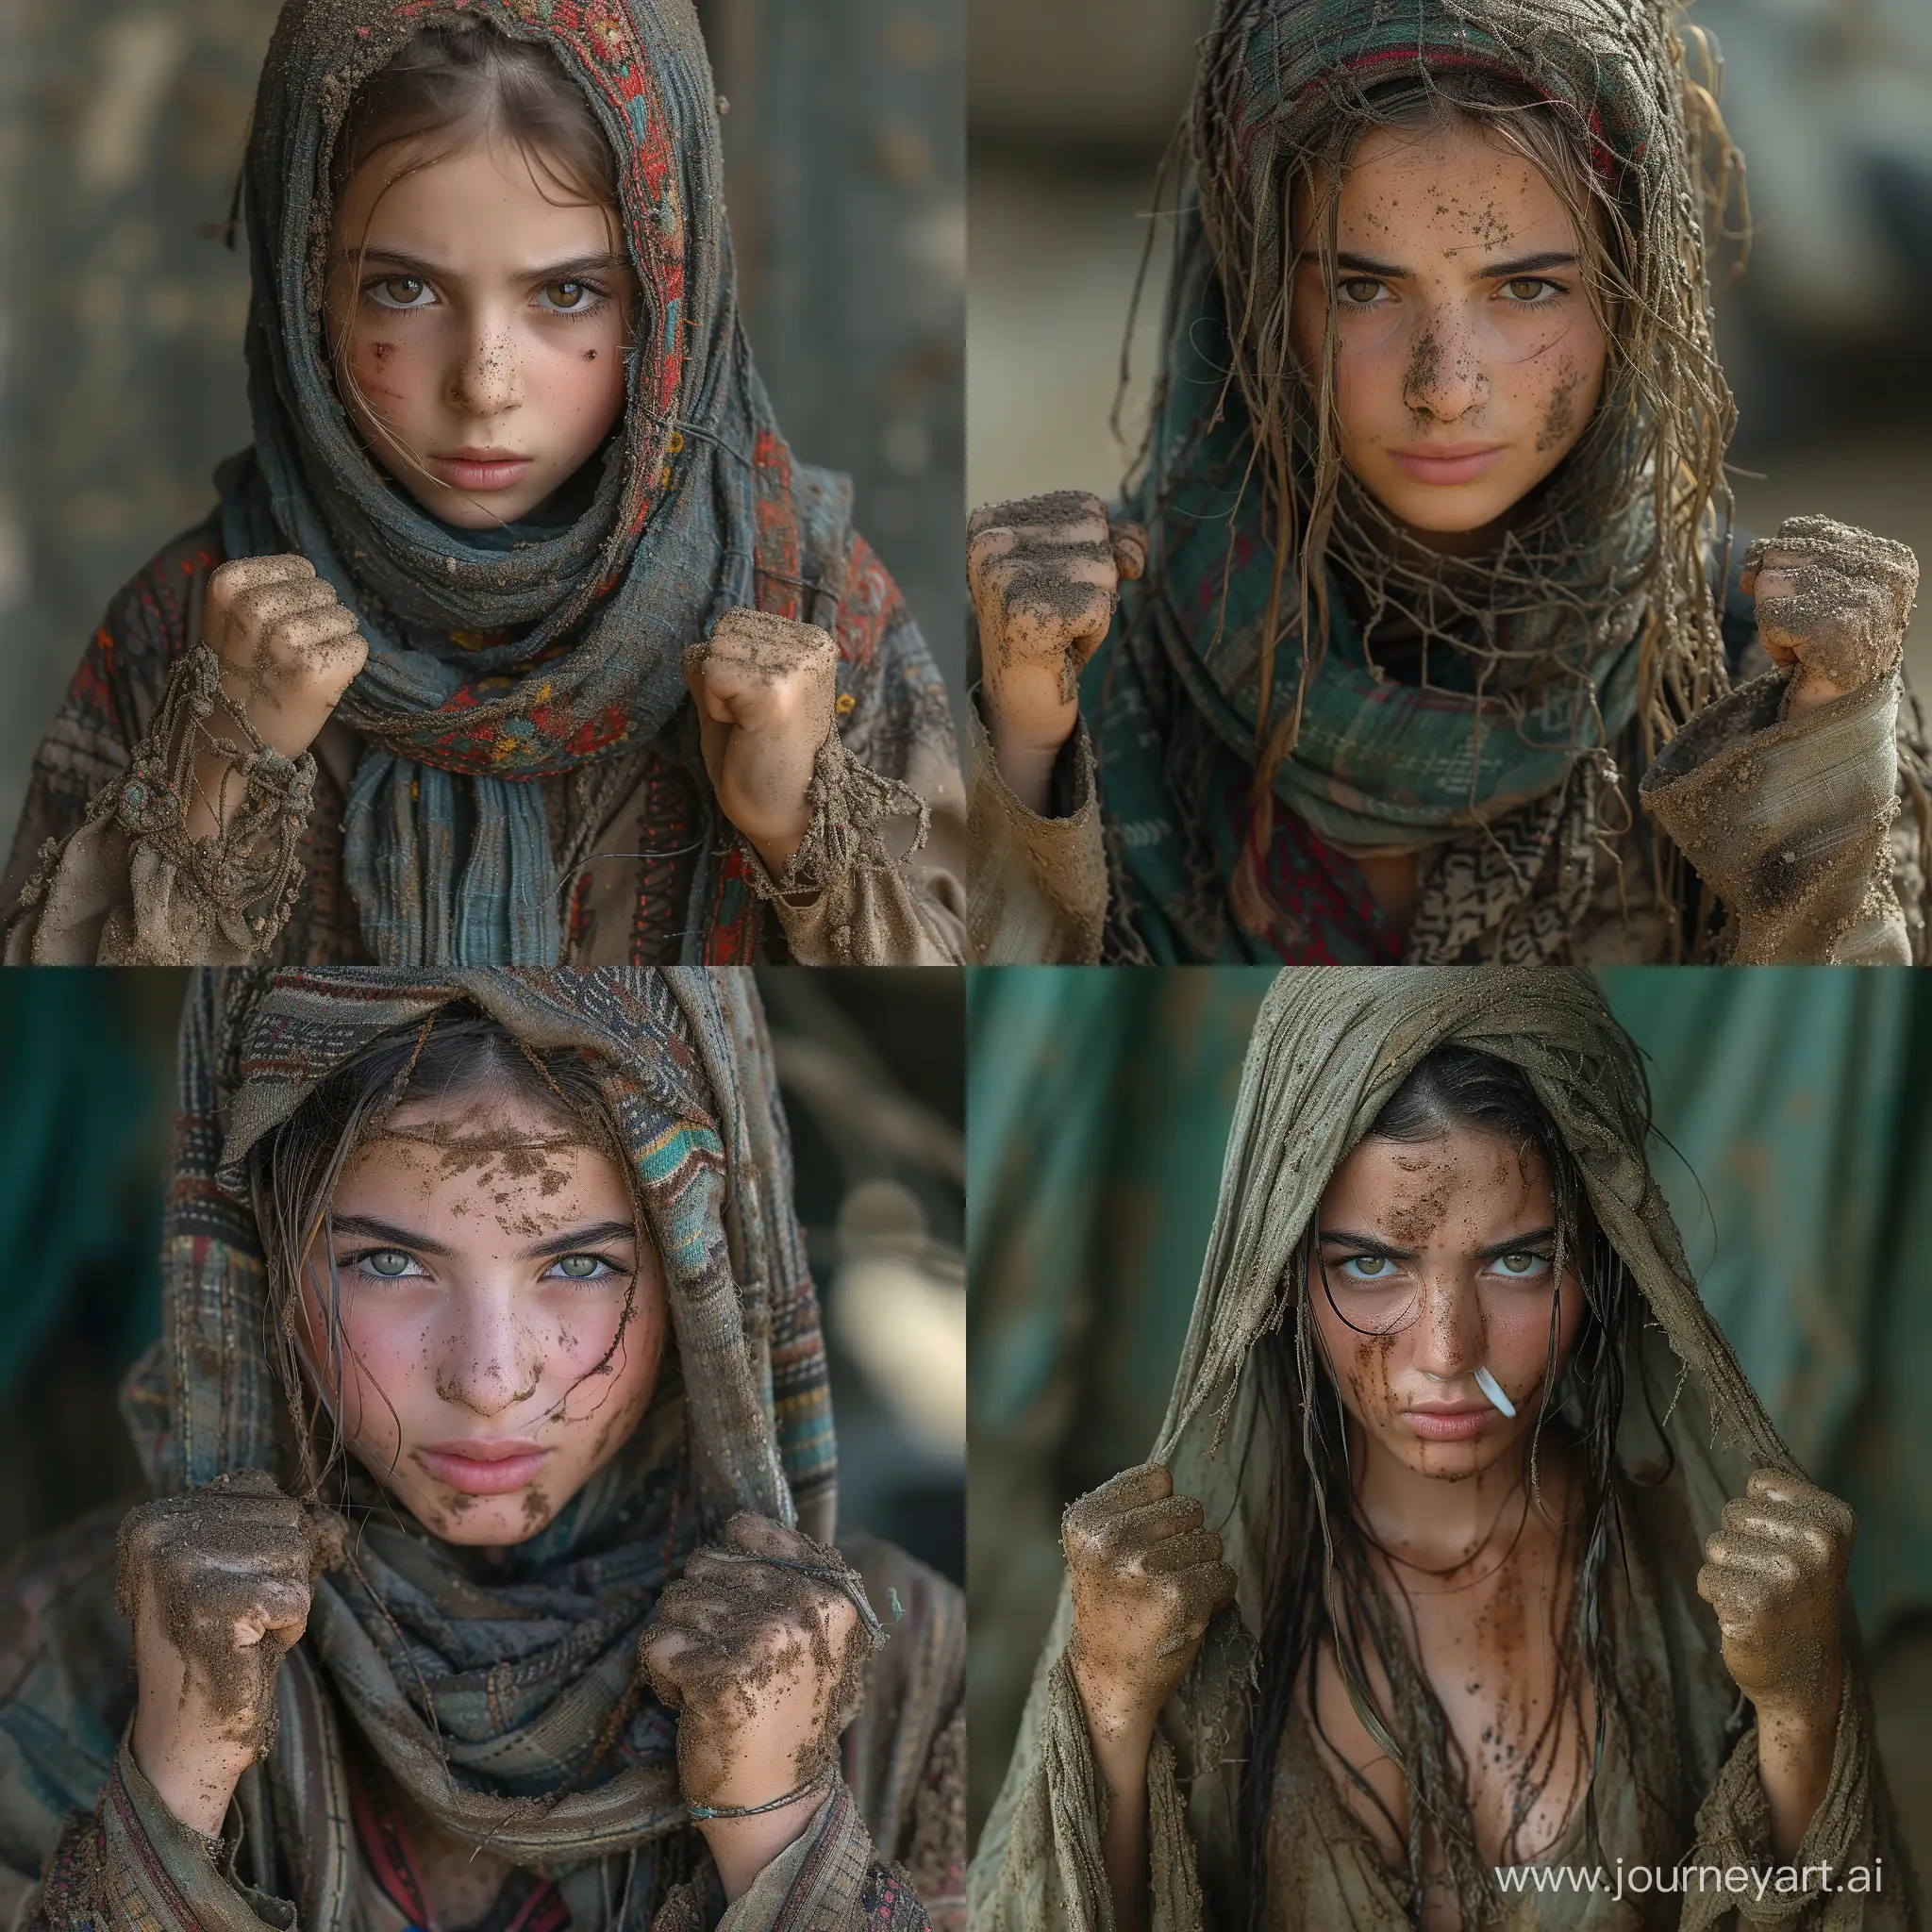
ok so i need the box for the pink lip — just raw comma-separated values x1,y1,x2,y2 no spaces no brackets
414,1439,552,1494
1387,442,1508,486
1404,1407,1493,1441
427,448,535,493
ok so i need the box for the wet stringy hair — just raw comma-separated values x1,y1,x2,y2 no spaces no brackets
1128,6,1746,940
1238,1044,1673,1926
246,1008,643,1507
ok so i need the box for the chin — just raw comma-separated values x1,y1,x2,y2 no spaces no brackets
1373,481,1525,539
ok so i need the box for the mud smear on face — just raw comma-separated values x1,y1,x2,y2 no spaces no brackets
1403,329,1444,425
118,1470,347,1757
1536,360,1582,454
1384,1152,1453,1247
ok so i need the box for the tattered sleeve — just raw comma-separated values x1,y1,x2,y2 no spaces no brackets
25,1743,292,1932
1678,1670,1910,1930
1640,669,1912,965
2,529,315,966
750,541,966,966
964,695,1108,965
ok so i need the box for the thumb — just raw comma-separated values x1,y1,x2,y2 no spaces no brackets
682,645,734,724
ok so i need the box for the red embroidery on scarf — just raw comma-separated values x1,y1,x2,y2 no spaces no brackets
751,430,804,621
702,844,760,964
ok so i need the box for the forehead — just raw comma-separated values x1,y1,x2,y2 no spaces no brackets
1322,1124,1552,1221
1298,115,1581,253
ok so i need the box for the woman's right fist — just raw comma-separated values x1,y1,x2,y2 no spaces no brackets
118,1470,344,1833
191,558,367,836
969,491,1144,809
1062,1463,1236,1747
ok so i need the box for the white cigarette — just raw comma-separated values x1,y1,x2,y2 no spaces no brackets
1474,1366,1516,1418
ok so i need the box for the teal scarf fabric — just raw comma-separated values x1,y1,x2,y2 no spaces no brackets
223,0,800,965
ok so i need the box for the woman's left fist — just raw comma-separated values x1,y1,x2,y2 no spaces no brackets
1741,516,1918,716
641,1512,873,1815
684,611,838,874
1697,1470,1855,1724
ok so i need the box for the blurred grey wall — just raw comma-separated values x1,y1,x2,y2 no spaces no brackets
0,0,964,841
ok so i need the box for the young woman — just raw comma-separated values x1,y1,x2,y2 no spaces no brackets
5,0,964,968
972,970,1910,1929
0,970,964,1931
967,0,1927,967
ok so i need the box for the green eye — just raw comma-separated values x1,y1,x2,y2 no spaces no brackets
364,1249,415,1277
552,1254,607,1280
1494,1251,1549,1277
1341,1255,1395,1280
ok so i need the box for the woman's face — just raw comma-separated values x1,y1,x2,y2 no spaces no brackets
323,135,632,529
1307,1122,1585,1483
1287,116,1609,549
296,1083,669,1549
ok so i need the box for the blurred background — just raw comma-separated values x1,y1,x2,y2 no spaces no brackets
0,0,965,843
0,966,965,1591
968,0,1932,691
966,967,1932,1875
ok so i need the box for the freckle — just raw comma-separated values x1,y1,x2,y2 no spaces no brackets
585,349,598,361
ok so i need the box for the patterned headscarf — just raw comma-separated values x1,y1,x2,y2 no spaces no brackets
1088,0,1737,959
122,967,834,1903
225,0,825,964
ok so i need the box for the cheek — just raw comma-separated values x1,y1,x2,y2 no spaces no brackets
1486,1277,1583,1383
539,323,628,430
1309,1289,1401,1431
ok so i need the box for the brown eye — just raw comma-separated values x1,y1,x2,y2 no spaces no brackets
543,279,589,310
1503,276,1554,303
1340,276,1384,306
374,275,427,308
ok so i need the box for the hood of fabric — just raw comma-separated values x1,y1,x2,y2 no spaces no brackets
122,967,835,1873
224,0,802,962
1111,0,1724,854
971,969,1817,1927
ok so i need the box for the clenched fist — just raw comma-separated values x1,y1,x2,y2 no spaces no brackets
970,491,1146,812
1741,516,1918,717
684,611,838,875
119,1470,345,1834
1697,1469,1854,1726
1063,1463,1236,1749
641,1513,873,1815
192,556,367,839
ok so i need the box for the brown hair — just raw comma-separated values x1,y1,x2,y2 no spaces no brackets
332,18,621,215
246,1008,644,1502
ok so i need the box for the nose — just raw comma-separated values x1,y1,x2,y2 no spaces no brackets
436,1291,544,1417
448,313,523,420
1407,1275,1486,1383
1403,312,1487,424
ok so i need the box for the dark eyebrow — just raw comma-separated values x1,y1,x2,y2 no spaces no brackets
1317,1225,1558,1262
1318,1229,1416,1260
1482,251,1578,277
355,247,627,284
1333,250,1407,279
330,1213,452,1258
524,1220,638,1261
1475,1226,1557,1261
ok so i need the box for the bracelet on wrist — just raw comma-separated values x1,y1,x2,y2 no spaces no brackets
687,1771,829,1823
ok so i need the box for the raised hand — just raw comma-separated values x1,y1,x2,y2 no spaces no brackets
119,1469,345,1834
684,611,839,876
969,491,1145,811
191,556,367,838
1062,1462,1236,1749
1697,1469,1854,1724
641,1513,875,1894
1741,516,1918,716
